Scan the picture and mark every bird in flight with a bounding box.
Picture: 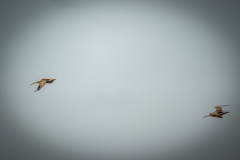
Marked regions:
[203,105,231,118]
[30,78,56,92]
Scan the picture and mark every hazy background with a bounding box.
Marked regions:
[0,1,240,160]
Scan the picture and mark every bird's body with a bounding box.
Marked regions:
[203,105,231,118]
[30,78,56,92]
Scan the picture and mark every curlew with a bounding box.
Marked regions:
[30,78,56,92]
[203,105,231,118]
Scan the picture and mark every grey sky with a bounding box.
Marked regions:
[0,1,240,160]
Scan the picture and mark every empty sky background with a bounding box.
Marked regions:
[0,1,240,160]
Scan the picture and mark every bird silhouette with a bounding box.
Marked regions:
[30,78,56,92]
[203,105,231,118]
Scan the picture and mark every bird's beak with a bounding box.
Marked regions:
[222,105,231,107]
[203,115,209,118]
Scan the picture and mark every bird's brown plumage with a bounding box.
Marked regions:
[30,78,56,92]
[203,105,231,119]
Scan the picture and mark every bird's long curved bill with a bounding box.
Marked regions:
[30,82,37,86]
[203,115,209,118]
[222,105,231,107]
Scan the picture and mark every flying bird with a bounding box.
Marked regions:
[203,105,231,118]
[30,78,56,92]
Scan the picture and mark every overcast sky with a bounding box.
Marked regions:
[0,1,240,160]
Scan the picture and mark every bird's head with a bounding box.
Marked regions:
[203,115,210,118]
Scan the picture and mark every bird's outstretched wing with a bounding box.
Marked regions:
[219,111,229,116]
[35,81,46,92]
